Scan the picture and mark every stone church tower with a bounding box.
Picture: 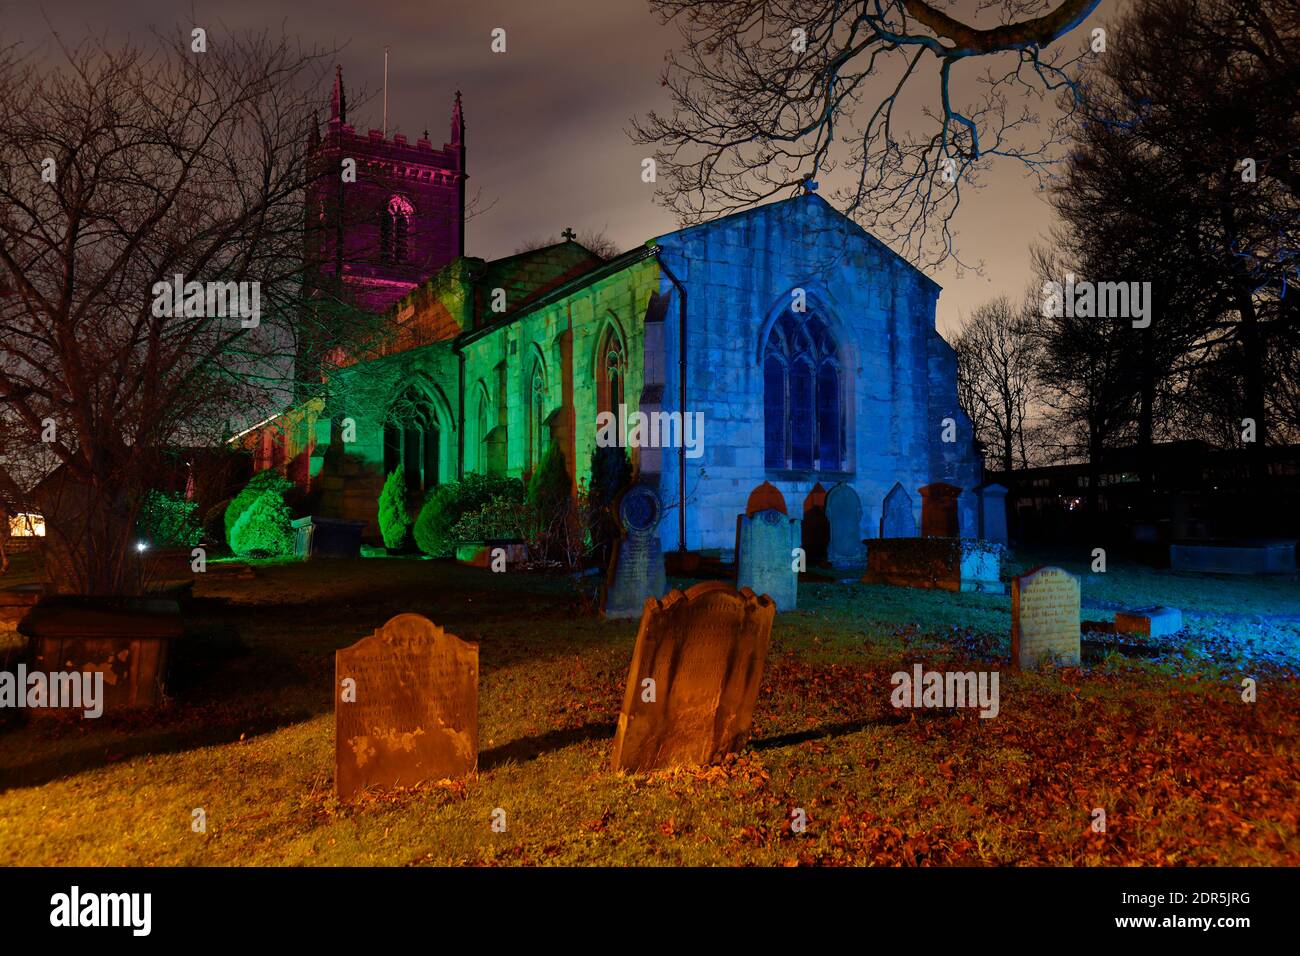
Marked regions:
[305,67,467,315]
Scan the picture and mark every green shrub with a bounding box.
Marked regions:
[378,467,411,549]
[136,489,202,548]
[448,494,528,541]
[414,474,525,556]
[526,444,573,559]
[204,498,232,548]
[225,470,293,547]
[527,444,571,523]
[229,490,294,557]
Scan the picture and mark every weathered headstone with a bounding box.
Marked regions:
[736,508,800,610]
[1011,566,1081,668]
[919,482,961,538]
[602,484,667,619]
[801,484,829,564]
[879,482,917,538]
[745,480,787,516]
[824,482,863,566]
[19,596,182,712]
[611,583,776,772]
[976,483,1009,545]
[334,613,478,800]
[0,585,42,633]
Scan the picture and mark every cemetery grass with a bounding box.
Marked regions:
[0,552,1296,866]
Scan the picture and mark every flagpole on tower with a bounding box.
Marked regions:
[382,46,390,138]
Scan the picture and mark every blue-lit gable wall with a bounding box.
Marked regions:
[651,193,982,553]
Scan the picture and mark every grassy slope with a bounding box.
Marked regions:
[0,552,1296,866]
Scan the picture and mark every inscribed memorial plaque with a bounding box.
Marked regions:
[602,484,667,618]
[611,583,775,772]
[335,613,478,800]
[736,508,800,610]
[1011,566,1081,668]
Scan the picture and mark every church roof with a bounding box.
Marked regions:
[653,191,941,294]
[474,241,606,326]
[457,242,657,347]
[448,192,941,350]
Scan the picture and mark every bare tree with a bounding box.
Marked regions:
[954,294,1037,471]
[0,26,382,594]
[1028,240,1137,506]
[633,0,1100,267]
[1048,0,1300,503]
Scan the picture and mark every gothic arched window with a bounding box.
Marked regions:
[476,389,492,475]
[528,361,548,470]
[380,195,414,264]
[762,310,845,472]
[596,326,625,416]
[384,385,441,492]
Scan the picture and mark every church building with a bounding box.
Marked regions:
[255,71,983,554]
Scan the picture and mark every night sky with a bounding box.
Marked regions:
[5,0,1115,336]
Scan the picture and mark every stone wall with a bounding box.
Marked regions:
[459,257,661,488]
[651,193,981,552]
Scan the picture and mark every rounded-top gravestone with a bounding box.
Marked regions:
[824,482,863,567]
[745,480,787,516]
[801,484,830,564]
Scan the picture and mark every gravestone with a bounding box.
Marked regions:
[736,508,800,610]
[801,484,829,564]
[602,484,667,619]
[919,482,961,538]
[334,613,478,800]
[824,482,863,567]
[976,483,1009,546]
[19,596,182,712]
[0,585,42,633]
[879,482,917,538]
[1115,606,1183,638]
[1011,566,1081,668]
[292,515,366,559]
[611,583,776,772]
[1169,540,1297,575]
[745,480,787,516]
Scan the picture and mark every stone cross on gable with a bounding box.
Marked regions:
[561,227,576,241]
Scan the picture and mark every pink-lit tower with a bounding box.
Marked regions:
[306,67,466,315]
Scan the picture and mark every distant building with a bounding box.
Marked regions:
[989,440,1300,545]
